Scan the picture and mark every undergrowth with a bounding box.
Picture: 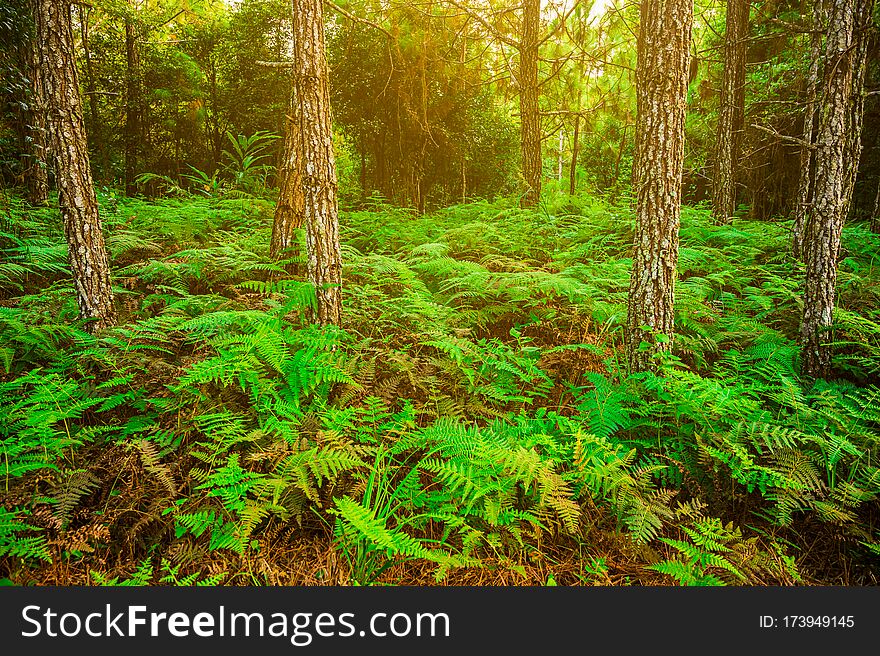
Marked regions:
[1,189,878,586]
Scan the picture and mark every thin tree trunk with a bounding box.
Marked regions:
[871,177,880,234]
[625,0,693,372]
[213,61,223,169]
[359,132,367,200]
[611,123,629,197]
[124,14,142,196]
[270,89,305,264]
[23,7,49,205]
[35,0,115,331]
[294,0,342,325]
[79,5,106,180]
[417,30,430,214]
[841,0,872,220]
[461,158,467,203]
[207,56,222,173]
[460,35,467,205]
[569,114,580,196]
[799,0,874,378]
[377,131,386,198]
[557,129,564,181]
[792,0,825,258]
[519,0,541,207]
[712,0,749,225]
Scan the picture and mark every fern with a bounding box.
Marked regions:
[49,469,100,529]
[3,190,878,586]
[135,440,178,497]
[650,517,747,586]
[91,559,155,586]
[0,508,51,562]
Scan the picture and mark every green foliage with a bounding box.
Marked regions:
[90,559,226,586]
[0,508,50,562]
[220,130,279,195]
[649,503,801,586]
[0,370,104,479]
[651,516,747,586]
[1,192,878,587]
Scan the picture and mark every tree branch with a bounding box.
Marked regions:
[255,60,296,68]
[750,123,816,149]
[447,0,521,49]
[535,0,580,48]
[325,0,393,39]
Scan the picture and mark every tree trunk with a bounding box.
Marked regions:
[461,158,467,203]
[360,132,367,200]
[557,129,564,182]
[625,0,693,373]
[799,0,874,378]
[611,123,629,199]
[518,0,541,207]
[124,14,142,196]
[35,0,115,332]
[871,177,880,234]
[712,0,748,225]
[294,0,343,325]
[377,132,387,199]
[270,89,305,265]
[208,56,222,173]
[792,0,825,259]
[23,5,49,205]
[569,114,580,196]
[841,0,873,221]
[79,5,106,180]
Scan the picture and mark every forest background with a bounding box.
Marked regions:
[1,0,879,587]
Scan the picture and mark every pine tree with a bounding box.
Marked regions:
[23,0,49,205]
[799,0,875,377]
[124,8,143,197]
[448,0,544,208]
[294,0,343,325]
[34,0,115,331]
[625,0,693,372]
[791,0,825,259]
[519,0,541,208]
[712,0,749,225]
[871,177,880,234]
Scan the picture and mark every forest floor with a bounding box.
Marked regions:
[1,191,879,586]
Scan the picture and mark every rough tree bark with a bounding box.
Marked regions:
[294,0,343,325]
[712,0,748,225]
[519,0,541,208]
[23,3,49,205]
[792,0,825,259]
[799,0,874,378]
[35,0,115,331]
[124,13,142,196]
[270,88,305,264]
[625,0,693,372]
